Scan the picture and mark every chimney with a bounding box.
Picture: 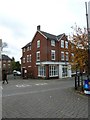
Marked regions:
[37,25,40,31]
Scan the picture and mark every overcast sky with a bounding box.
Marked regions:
[0,0,90,61]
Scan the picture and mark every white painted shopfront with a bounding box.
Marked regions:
[36,61,71,78]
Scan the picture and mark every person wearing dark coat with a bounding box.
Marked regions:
[2,70,8,84]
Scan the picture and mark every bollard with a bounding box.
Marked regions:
[78,75,80,87]
[75,75,77,90]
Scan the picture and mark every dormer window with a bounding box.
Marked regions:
[51,40,55,46]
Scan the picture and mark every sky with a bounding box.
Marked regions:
[0,0,90,62]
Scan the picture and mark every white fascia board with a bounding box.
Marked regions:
[37,30,47,39]
[36,61,69,65]
[58,34,65,41]
[31,31,47,43]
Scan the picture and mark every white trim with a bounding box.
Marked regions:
[58,34,65,41]
[49,75,58,77]
[31,31,47,43]
[36,61,69,65]
[38,30,47,39]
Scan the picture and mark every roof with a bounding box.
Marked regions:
[22,42,31,49]
[22,29,65,48]
[40,31,64,41]
[2,54,12,60]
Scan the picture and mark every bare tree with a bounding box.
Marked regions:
[2,42,8,50]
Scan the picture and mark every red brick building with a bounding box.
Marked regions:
[2,54,12,74]
[21,26,72,79]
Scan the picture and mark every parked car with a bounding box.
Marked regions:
[13,70,21,76]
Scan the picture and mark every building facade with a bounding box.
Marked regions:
[2,54,12,74]
[21,26,72,79]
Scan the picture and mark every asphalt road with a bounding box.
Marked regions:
[1,77,88,118]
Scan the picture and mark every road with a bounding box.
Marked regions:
[2,77,88,118]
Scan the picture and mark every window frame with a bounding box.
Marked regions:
[27,46,30,51]
[51,50,55,60]
[65,41,68,48]
[36,51,40,61]
[66,52,69,61]
[3,64,6,68]
[37,40,40,48]
[27,55,29,62]
[51,40,55,46]
[29,46,31,50]
[49,65,58,77]
[61,40,64,48]
[61,51,64,61]
[30,54,31,62]
[23,58,25,63]
[38,65,46,77]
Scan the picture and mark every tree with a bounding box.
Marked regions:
[11,57,16,71]
[2,42,8,50]
[15,61,21,71]
[11,57,21,71]
[69,24,88,73]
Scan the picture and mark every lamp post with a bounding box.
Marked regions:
[85,2,90,80]
[0,39,2,81]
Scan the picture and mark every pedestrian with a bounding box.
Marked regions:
[2,70,8,84]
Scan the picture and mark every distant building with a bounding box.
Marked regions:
[21,26,72,79]
[2,54,12,74]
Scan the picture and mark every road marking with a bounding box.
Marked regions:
[16,84,32,87]
[35,83,47,86]
[16,83,48,88]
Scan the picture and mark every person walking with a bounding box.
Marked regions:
[2,70,8,84]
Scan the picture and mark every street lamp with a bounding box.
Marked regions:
[85,2,90,80]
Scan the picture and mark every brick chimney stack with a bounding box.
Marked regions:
[37,25,40,31]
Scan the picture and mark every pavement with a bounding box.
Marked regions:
[1,77,89,118]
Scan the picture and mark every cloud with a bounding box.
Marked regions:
[0,0,89,61]
[0,16,27,39]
